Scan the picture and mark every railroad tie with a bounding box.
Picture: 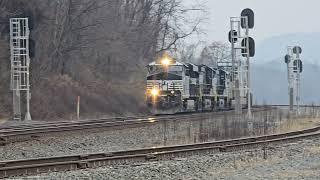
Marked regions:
[145,154,157,161]
[77,162,89,169]
[0,163,6,168]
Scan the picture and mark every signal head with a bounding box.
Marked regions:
[228,30,238,43]
[241,37,255,57]
[293,46,302,54]
[284,54,291,64]
[293,59,303,73]
[241,8,255,29]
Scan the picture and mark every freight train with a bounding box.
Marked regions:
[146,54,248,114]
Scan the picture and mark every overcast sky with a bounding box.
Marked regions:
[188,0,320,44]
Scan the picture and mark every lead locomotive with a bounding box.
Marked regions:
[146,54,247,114]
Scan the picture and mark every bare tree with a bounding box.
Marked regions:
[199,41,231,67]
[177,41,205,63]
[155,0,206,53]
[0,0,207,119]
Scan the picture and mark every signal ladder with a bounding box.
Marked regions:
[10,18,31,121]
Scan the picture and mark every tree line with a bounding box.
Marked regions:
[0,0,206,119]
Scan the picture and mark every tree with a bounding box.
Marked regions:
[0,0,207,119]
[155,0,206,53]
[199,41,231,67]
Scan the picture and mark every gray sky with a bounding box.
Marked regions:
[188,0,320,44]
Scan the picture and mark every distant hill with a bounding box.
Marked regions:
[252,58,320,105]
[253,32,320,65]
[251,33,320,105]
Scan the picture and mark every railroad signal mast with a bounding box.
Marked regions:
[285,50,294,111]
[10,18,32,121]
[229,9,255,117]
[284,46,303,114]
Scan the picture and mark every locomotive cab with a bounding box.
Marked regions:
[146,57,186,114]
[146,55,220,114]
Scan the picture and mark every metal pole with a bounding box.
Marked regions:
[287,47,294,111]
[25,18,32,121]
[10,18,32,121]
[245,17,252,118]
[287,61,294,111]
[296,53,300,114]
[77,96,80,120]
[230,18,240,114]
[263,112,268,159]
[286,60,290,93]
[230,19,235,100]
[230,18,241,114]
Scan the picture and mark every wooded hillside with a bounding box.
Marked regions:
[0,0,203,120]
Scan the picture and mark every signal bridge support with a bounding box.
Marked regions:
[229,8,255,118]
[285,47,294,111]
[284,46,303,114]
[10,18,32,121]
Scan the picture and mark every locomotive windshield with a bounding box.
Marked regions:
[147,65,183,80]
[148,65,182,74]
[147,73,182,80]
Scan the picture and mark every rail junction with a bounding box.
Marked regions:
[0,105,319,178]
[0,125,319,178]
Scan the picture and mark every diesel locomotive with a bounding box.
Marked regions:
[146,54,247,114]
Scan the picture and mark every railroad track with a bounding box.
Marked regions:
[269,104,320,108]
[0,126,319,178]
[0,107,270,145]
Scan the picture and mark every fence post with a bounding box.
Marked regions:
[77,96,80,120]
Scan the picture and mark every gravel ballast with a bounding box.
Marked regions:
[21,137,320,180]
[1,108,319,161]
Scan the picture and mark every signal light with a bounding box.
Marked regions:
[241,8,254,29]
[284,55,291,64]
[293,59,303,73]
[241,37,255,57]
[228,30,238,43]
[293,46,302,54]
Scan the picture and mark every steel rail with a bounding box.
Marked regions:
[259,104,320,108]
[0,107,272,145]
[0,106,270,131]
[1,106,271,132]
[0,126,319,178]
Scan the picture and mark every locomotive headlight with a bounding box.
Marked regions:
[161,57,171,66]
[151,88,159,96]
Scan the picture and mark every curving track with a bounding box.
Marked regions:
[0,126,319,178]
[0,107,270,145]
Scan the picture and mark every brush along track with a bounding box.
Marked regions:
[0,126,319,178]
[0,107,270,145]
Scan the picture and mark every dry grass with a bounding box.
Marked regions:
[279,117,320,133]
[0,118,9,125]
[275,170,319,179]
